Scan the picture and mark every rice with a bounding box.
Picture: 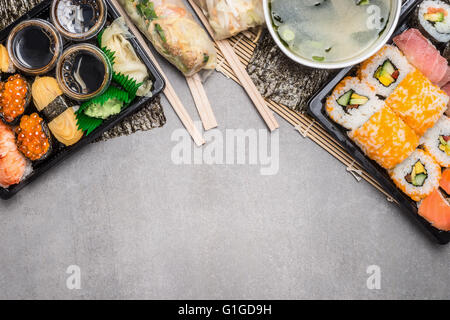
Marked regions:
[326,77,383,130]
[390,149,441,202]
[418,0,450,43]
[421,116,450,167]
[358,45,414,98]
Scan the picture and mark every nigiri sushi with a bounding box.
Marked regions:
[418,188,450,231]
[0,121,29,188]
[393,28,448,85]
[440,169,450,195]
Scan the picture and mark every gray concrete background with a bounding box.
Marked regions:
[0,56,449,300]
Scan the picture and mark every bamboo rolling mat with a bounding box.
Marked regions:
[216,31,396,203]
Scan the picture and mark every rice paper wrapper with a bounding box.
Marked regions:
[193,0,265,40]
[118,0,217,76]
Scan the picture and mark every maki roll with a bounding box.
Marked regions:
[0,121,31,188]
[358,45,414,98]
[326,77,383,130]
[15,113,51,161]
[32,77,83,147]
[422,116,450,167]
[349,106,420,170]
[0,74,31,125]
[390,149,441,202]
[385,69,448,136]
[416,0,450,44]
[0,44,15,74]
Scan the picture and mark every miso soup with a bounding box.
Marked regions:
[270,0,391,63]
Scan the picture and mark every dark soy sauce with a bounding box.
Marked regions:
[13,26,55,69]
[63,51,105,94]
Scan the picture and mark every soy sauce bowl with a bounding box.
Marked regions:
[7,19,63,75]
[263,0,402,69]
[50,0,107,41]
[56,44,112,101]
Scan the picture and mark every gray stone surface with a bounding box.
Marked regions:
[0,55,449,299]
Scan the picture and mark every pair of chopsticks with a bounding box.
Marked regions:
[109,0,216,146]
[187,0,279,132]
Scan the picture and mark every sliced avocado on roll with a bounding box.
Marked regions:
[439,136,450,156]
[424,12,445,23]
[405,161,428,187]
[337,90,369,112]
[374,60,399,87]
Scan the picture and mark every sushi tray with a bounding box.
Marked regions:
[0,0,165,200]
[308,0,450,244]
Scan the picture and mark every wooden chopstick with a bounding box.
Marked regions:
[186,74,218,131]
[187,0,279,132]
[109,0,205,146]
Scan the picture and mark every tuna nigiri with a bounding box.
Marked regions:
[418,188,450,231]
[393,28,448,85]
[0,121,28,188]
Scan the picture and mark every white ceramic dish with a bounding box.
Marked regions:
[263,0,402,69]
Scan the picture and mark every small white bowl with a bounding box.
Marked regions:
[263,0,402,69]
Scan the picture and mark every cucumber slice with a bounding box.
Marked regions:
[413,173,427,187]
[357,0,370,5]
[337,90,353,107]
[382,60,395,74]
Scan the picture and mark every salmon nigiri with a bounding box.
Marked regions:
[418,189,450,231]
[440,169,450,195]
[0,121,28,188]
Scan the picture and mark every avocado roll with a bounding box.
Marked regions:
[390,149,441,202]
[416,0,450,44]
[326,77,383,130]
[422,115,450,167]
[358,45,414,98]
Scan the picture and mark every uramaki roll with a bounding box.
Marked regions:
[386,69,448,137]
[349,106,420,170]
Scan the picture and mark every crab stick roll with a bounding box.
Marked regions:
[326,77,383,130]
[385,69,449,136]
[358,45,414,98]
[349,106,420,170]
[421,116,450,167]
[390,149,441,201]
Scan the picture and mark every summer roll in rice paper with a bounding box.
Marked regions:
[193,0,264,40]
[118,0,217,76]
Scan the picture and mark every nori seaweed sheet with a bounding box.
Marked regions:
[247,30,336,113]
[0,0,166,142]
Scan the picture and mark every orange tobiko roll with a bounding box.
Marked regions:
[349,106,420,170]
[386,69,448,137]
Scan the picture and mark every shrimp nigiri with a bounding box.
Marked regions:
[0,121,28,188]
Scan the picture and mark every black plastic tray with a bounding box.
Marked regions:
[308,0,450,244]
[0,0,165,200]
